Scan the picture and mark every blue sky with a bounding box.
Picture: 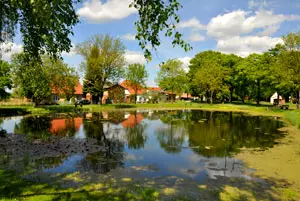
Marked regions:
[2,0,300,86]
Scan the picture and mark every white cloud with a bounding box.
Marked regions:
[0,42,23,61]
[178,17,206,30]
[257,24,280,36]
[248,0,269,9]
[125,50,147,65]
[216,36,283,57]
[178,56,192,72]
[77,0,137,23]
[187,32,205,42]
[121,33,136,41]
[207,10,300,38]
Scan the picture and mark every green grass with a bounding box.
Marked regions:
[0,170,163,201]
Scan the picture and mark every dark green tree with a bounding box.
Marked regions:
[0,0,79,59]
[0,60,12,100]
[11,53,78,106]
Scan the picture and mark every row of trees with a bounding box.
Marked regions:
[155,32,300,108]
[0,54,78,106]
[0,34,149,106]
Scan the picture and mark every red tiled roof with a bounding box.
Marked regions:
[51,81,83,95]
[122,114,144,128]
[148,87,162,91]
[120,80,145,95]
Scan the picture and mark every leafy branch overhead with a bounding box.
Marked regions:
[0,0,79,59]
[130,0,192,60]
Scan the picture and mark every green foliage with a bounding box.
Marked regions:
[0,0,79,59]
[156,59,187,94]
[11,53,78,106]
[125,63,149,104]
[77,34,126,104]
[194,61,228,104]
[130,0,192,60]
[279,32,300,108]
[0,60,12,100]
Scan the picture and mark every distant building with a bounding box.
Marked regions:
[120,80,146,103]
[270,92,285,105]
[51,82,83,103]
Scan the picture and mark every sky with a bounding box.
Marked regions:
[2,0,300,87]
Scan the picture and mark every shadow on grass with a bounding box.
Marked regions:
[0,169,298,201]
[0,108,30,117]
[114,104,136,109]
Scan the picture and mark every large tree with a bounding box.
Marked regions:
[0,0,79,59]
[77,34,126,104]
[11,53,78,106]
[0,60,12,100]
[279,32,300,108]
[236,53,272,105]
[125,63,149,104]
[193,61,228,104]
[155,59,187,96]
[1,0,189,60]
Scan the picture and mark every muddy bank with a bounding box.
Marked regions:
[0,133,106,171]
[237,125,300,199]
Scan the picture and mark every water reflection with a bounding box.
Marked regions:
[0,110,285,181]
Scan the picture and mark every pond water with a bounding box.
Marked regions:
[0,110,285,183]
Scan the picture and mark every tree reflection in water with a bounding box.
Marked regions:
[153,110,284,157]
[124,111,147,150]
[80,112,125,173]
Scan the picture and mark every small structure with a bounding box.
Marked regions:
[270,92,285,105]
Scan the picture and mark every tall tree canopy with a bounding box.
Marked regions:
[11,53,78,106]
[0,60,12,100]
[76,34,126,104]
[125,63,149,104]
[193,61,228,104]
[156,59,187,95]
[0,0,79,59]
[278,32,300,108]
[1,0,189,60]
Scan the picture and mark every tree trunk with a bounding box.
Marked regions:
[297,90,300,109]
[99,91,104,105]
[210,92,213,104]
[230,85,233,103]
[256,80,260,105]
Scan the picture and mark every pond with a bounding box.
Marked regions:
[0,110,285,184]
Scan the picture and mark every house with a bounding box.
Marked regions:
[51,82,83,103]
[270,92,285,105]
[120,80,146,103]
[106,84,126,104]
